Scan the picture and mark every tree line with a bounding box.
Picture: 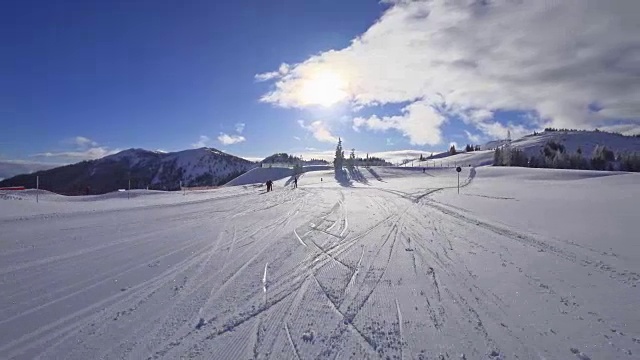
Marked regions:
[493,141,640,172]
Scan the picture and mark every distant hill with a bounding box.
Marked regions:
[0,147,257,195]
[410,130,640,168]
[505,130,640,157]
[0,160,58,181]
[260,153,329,166]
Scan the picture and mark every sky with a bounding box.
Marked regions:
[1,0,639,166]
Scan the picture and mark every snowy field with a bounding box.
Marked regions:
[1,166,639,359]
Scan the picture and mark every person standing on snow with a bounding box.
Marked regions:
[293,176,298,189]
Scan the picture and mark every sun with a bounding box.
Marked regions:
[299,70,348,107]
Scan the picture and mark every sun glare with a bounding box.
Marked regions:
[300,70,348,107]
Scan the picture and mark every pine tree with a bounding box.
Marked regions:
[348,148,356,168]
[334,138,344,171]
[449,145,457,155]
[493,148,502,166]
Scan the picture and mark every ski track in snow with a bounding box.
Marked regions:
[1,166,639,360]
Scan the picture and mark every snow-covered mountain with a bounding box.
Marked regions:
[0,147,257,194]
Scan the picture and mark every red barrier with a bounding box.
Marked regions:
[0,186,26,190]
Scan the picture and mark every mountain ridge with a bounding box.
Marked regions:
[0,147,256,195]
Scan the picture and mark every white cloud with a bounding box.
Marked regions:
[295,150,335,162]
[463,109,494,124]
[255,71,280,82]
[32,147,119,160]
[218,133,246,145]
[369,150,430,163]
[352,101,445,145]
[235,123,245,134]
[598,123,640,136]
[293,136,301,141]
[298,120,339,143]
[74,136,98,148]
[386,138,394,146]
[464,130,482,144]
[255,63,291,82]
[474,121,530,141]
[192,135,210,148]
[31,136,120,161]
[259,0,640,139]
[295,149,441,164]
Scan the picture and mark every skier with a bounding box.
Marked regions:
[265,180,272,192]
[293,176,298,189]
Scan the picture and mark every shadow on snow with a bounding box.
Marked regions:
[365,167,385,182]
[334,168,353,187]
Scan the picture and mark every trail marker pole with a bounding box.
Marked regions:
[36,176,39,203]
[456,166,462,194]
[128,179,131,199]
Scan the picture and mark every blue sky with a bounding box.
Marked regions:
[1,0,638,164]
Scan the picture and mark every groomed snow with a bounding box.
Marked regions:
[1,166,639,359]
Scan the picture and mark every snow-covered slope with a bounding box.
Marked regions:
[226,167,294,186]
[0,147,257,195]
[226,165,333,186]
[2,166,638,359]
[415,150,495,167]
[508,130,640,157]
[408,130,640,168]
